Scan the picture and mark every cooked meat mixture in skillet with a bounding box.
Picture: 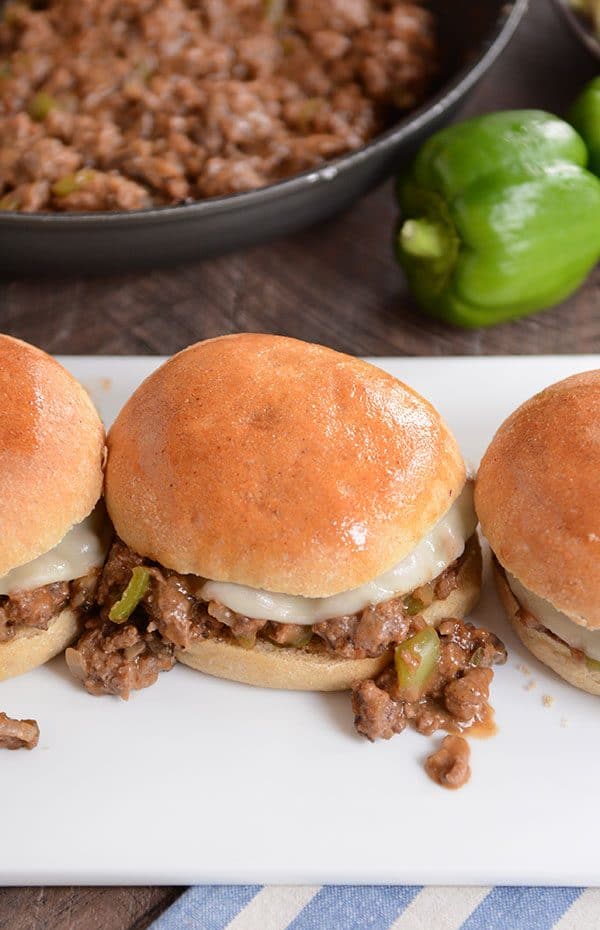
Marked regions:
[66,537,470,698]
[0,712,39,749]
[0,0,438,212]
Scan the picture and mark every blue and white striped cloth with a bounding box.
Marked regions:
[150,886,599,930]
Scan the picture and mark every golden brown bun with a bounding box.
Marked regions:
[494,562,600,696]
[106,334,466,597]
[175,535,482,691]
[177,639,391,692]
[476,370,600,627]
[0,334,105,576]
[0,609,79,682]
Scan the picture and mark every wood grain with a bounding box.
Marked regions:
[0,0,598,927]
[0,888,181,930]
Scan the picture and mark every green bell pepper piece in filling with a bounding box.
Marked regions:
[402,593,424,617]
[27,91,58,121]
[109,567,150,623]
[263,0,286,23]
[570,77,600,177]
[52,169,95,198]
[395,626,440,694]
[395,110,600,327]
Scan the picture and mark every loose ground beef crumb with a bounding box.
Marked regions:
[0,712,40,750]
[425,735,471,790]
[0,0,437,212]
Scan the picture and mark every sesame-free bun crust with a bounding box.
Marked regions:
[175,535,481,691]
[106,334,466,597]
[494,562,600,697]
[0,609,79,682]
[177,638,391,692]
[476,370,600,627]
[0,335,105,576]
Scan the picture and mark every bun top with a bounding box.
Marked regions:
[0,335,105,577]
[476,370,600,627]
[106,334,465,597]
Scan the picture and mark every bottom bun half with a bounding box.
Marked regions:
[175,535,482,692]
[494,561,600,697]
[0,609,79,682]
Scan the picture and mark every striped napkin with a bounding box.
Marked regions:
[150,886,599,930]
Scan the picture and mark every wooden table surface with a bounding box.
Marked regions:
[0,0,598,926]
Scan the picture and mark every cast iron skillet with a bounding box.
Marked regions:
[0,0,528,273]
[551,0,600,58]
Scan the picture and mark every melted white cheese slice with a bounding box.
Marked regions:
[201,483,477,624]
[0,505,111,596]
[507,573,600,662]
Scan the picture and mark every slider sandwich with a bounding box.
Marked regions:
[0,335,108,680]
[476,370,600,695]
[67,334,481,696]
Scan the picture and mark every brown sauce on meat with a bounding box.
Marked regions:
[410,693,498,740]
[66,621,174,699]
[0,570,99,643]
[425,735,470,790]
[462,704,497,739]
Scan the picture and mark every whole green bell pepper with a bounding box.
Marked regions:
[570,76,600,176]
[395,110,600,328]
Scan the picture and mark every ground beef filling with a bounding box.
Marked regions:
[0,570,99,643]
[0,0,437,212]
[66,622,175,699]
[352,616,507,741]
[0,572,98,754]
[207,544,463,658]
[66,538,469,697]
[0,712,40,750]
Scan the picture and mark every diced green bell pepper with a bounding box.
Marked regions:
[109,567,150,623]
[52,169,95,198]
[395,626,440,694]
[27,91,58,121]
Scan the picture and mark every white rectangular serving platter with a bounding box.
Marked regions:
[2,354,599,887]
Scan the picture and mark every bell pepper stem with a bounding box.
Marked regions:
[400,218,447,260]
